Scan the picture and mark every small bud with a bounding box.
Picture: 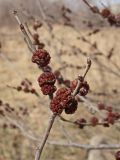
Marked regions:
[33,33,39,41]
[90,117,98,126]
[0,100,3,106]
[105,106,112,112]
[23,87,30,93]
[87,57,92,67]
[75,118,87,129]
[64,79,70,87]
[98,103,105,110]
[101,8,111,18]
[31,88,36,94]
[115,151,120,160]
[33,20,42,30]
[17,86,22,91]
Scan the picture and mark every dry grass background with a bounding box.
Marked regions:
[0,23,120,160]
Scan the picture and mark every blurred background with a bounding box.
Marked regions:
[0,0,120,160]
[0,0,120,26]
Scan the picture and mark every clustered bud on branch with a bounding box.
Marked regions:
[82,0,120,26]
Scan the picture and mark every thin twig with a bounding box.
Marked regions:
[59,115,74,124]
[82,0,100,14]
[5,115,120,150]
[48,141,120,150]
[35,113,56,160]
[58,119,74,152]
[82,57,91,79]
[72,58,92,96]
[13,10,36,53]
[7,85,40,98]
[24,22,33,38]
[37,0,52,31]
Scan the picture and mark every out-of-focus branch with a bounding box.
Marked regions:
[37,0,52,31]
[78,95,104,117]
[4,115,120,150]
[13,10,36,53]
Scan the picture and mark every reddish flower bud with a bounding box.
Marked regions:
[0,100,3,106]
[108,14,116,25]
[3,123,7,128]
[31,88,36,94]
[79,81,89,96]
[79,88,88,96]
[33,20,42,30]
[64,79,70,87]
[50,96,64,114]
[33,33,39,41]
[38,43,45,49]
[32,49,51,67]
[115,151,120,160]
[56,87,71,97]
[81,81,90,90]
[101,8,111,18]
[103,122,109,127]
[54,70,61,77]
[107,112,115,118]
[21,80,25,86]
[114,113,120,120]
[75,118,87,129]
[0,110,4,116]
[90,117,98,126]
[23,87,30,93]
[54,71,64,84]
[33,39,40,46]
[64,97,78,114]
[17,86,22,91]
[38,72,56,87]
[70,80,89,96]
[108,116,115,125]
[70,79,77,91]
[105,106,112,112]
[41,84,56,95]
[98,103,105,110]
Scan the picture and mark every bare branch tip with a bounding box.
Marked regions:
[87,57,92,67]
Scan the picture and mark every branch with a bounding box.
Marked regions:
[13,10,36,53]
[35,113,56,160]
[72,58,91,96]
[5,115,120,150]
[37,0,52,31]
[82,0,100,14]
[48,141,120,150]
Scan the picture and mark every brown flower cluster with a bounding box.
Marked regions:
[50,88,78,115]
[70,79,90,96]
[38,72,56,95]
[32,49,51,67]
